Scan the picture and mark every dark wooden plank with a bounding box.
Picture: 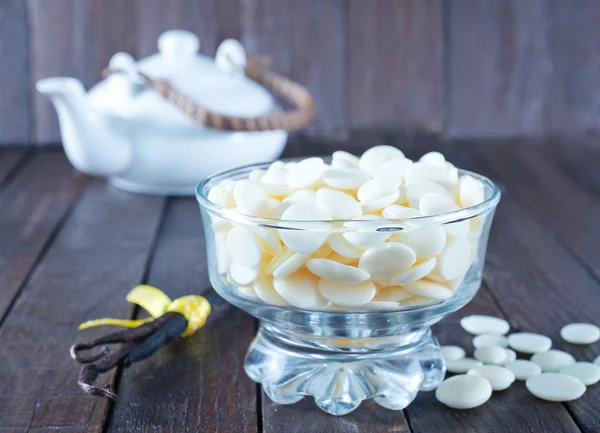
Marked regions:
[136,0,239,58]
[29,0,78,143]
[0,149,28,189]
[347,0,443,133]
[240,0,346,136]
[547,142,600,199]
[107,198,258,432]
[548,0,600,135]
[0,0,30,144]
[29,0,136,143]
[447,0,550,138]
[0,152,87,320]
[474,143,600,279]
[0,180,165,430]
[76,0,138,89]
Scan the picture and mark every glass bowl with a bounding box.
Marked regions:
[196,157,501,415]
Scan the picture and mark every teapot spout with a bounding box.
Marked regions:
[36,77,131,176]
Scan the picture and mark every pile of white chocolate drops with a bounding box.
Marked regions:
[435,316,600,409]
[207,146,488,310]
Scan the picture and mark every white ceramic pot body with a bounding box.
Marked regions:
[36,30,288,196]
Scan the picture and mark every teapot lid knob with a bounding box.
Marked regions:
[215,39,247,76]
[158,30,199,57]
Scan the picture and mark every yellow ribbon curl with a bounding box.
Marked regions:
[78,285,211,337]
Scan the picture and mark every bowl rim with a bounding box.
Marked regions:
[195,156,501,231]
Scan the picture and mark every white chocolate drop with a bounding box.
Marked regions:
[226,226,262,268]
[286,157,326,188]
[504,360,542,381]
[468,365,515,391]
[508,332,552,354]
[307,258,370,284]
[316,187,362,219]
[446,358,484,373]
[472,334,509,349]
[460,315,510,335]
[435,375,492,409]
[441,345,466,361]
[388,257,437,285]
[474,346,508,365]
[560,362,600,386]
[531,350,576,372]
[358,242,416,279]
[560,323,600,345]
[273,271,329,309]
[526,373,586,402]
[359,145,405,176]
[318,279,376,307]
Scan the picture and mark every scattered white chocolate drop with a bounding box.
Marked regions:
[435,375,492,409]
[446,358,483,374]
[531,350,576,372]
[468,365,515,391]
[504,360,542,381]
[503,349,517,363]
[472,334,509,349]
[474,346,508,365]
[508,333,552,354]
[441,345,466,361]
[560,362,600,386]
[526,373,586,402]
[460,315,510,335]
[560,323,600,345]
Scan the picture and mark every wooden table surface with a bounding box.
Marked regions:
[1,134,599,433]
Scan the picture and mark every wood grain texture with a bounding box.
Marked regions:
[447,0,550,138]
[0,178,165,430]
[76,0,138,88]
[107,198,258,433]
[136,0,239,57]
[0,0,30,143]
[548,142,600,199]
[240,0,347,136]
[0,149,28,188]
[475,144,600,279]
[548,0,600,135]
[29,0,78,143]
[29,0,137,143]
[348,0,444,133]
[0,153,87,320]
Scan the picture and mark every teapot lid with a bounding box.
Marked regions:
[90,30,277,120]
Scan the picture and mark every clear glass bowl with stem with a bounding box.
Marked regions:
[196,158,501,416]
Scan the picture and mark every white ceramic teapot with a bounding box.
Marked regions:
[36,30,314,195]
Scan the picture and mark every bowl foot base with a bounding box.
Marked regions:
[244,327,445,415]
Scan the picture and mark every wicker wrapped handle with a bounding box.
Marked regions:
[104,56,315,132]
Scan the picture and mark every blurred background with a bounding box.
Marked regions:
[1,0,599,145]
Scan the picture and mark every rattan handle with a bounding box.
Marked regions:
[104,56,315,132]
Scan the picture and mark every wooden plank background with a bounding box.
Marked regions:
[4,0,600,144]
